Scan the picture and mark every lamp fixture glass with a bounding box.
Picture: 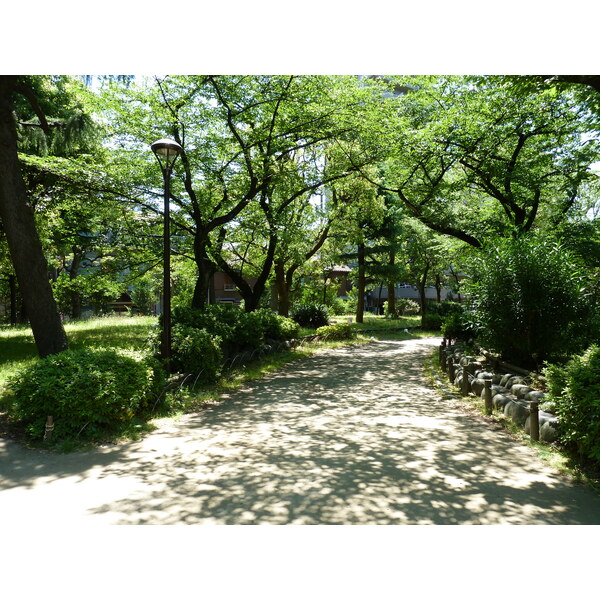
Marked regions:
[151,138,183,171]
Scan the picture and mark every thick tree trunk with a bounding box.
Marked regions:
[377,281,384,315]
[356,242,365,323]
[417,283,426,316]
[417,267,429,317]
[0,76,68,357]
[387,282,395,316]
[191,236,215,310]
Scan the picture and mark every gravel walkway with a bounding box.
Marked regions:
[2,337,600,524]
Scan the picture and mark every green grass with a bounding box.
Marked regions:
[330,313,421,331]
[0,316,157,388]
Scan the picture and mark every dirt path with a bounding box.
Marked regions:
[2,337,600,524]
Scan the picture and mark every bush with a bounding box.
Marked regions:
[465,234,593,368]
[440,312,474,342]
[232,310,267,350]
[4,348,165,442]
[147,323,223,381]
[544,345,600,465]
[291,303,330,328]
[384,298,420,318]
[254,309,300,340]
[421,314,444,330]
[162,306,300,366]
[428,301,464,318]
[327,297,349,316]
[315,323,354,340]
[171,305,236,344]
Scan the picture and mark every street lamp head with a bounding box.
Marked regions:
[151,138,183,172]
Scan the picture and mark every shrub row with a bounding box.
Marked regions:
[384,298,421,318]
[3,348,165,443]
[544,345,600,467]
[149,305,301,380]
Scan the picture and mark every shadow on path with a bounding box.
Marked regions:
[2,338,600,524]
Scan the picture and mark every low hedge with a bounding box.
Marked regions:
[151,306,301,375]
[291,303,330,328]
[3,348,165,443]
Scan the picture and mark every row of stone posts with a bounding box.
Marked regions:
[439,339,540,442]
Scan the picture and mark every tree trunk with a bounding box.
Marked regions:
[216,230,278,313]
[377,281,384,315]
[0,76,68,357]
[356,242,365,323]
[417,267,429,317]
[274,260,290,316]
[435,273,442,303]
[387,251,396,316]
[191,235,215,310]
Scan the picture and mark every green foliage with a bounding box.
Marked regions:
[3,348,164,443]
[440,312,474,342]
[170,325,223,381]
[421,314,444,330]
[315,323,354,340]
[544,345,600,465]
[326,297,350,316]
[161,306,300,371]
[466,234,593,367]
[253,309,300,341]
[171,305,236,342]
[291,303,330,328]
[171,305,299,345]
[385,298,421,317]
[427,301,464,318]
[130,277,158,315]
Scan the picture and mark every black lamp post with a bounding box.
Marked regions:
[151,138,182,372]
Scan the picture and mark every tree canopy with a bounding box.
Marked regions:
[1,74,599,358]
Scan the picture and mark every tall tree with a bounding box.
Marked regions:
[99,75,384,311]
[0,76,68,356]
[354,76,600,248]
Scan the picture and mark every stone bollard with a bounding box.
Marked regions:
[448,357,456,384]
[461,366,470,396]
[529,401,540,442]
[44,416,54,442]
[483,378,493,415]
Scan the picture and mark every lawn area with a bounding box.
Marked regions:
[0,316,157,388]
[0,314,432,389]
[330,313,421,330]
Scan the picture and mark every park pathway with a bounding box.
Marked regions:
[2,337,600,524]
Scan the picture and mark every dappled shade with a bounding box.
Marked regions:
[2,338,600,524]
